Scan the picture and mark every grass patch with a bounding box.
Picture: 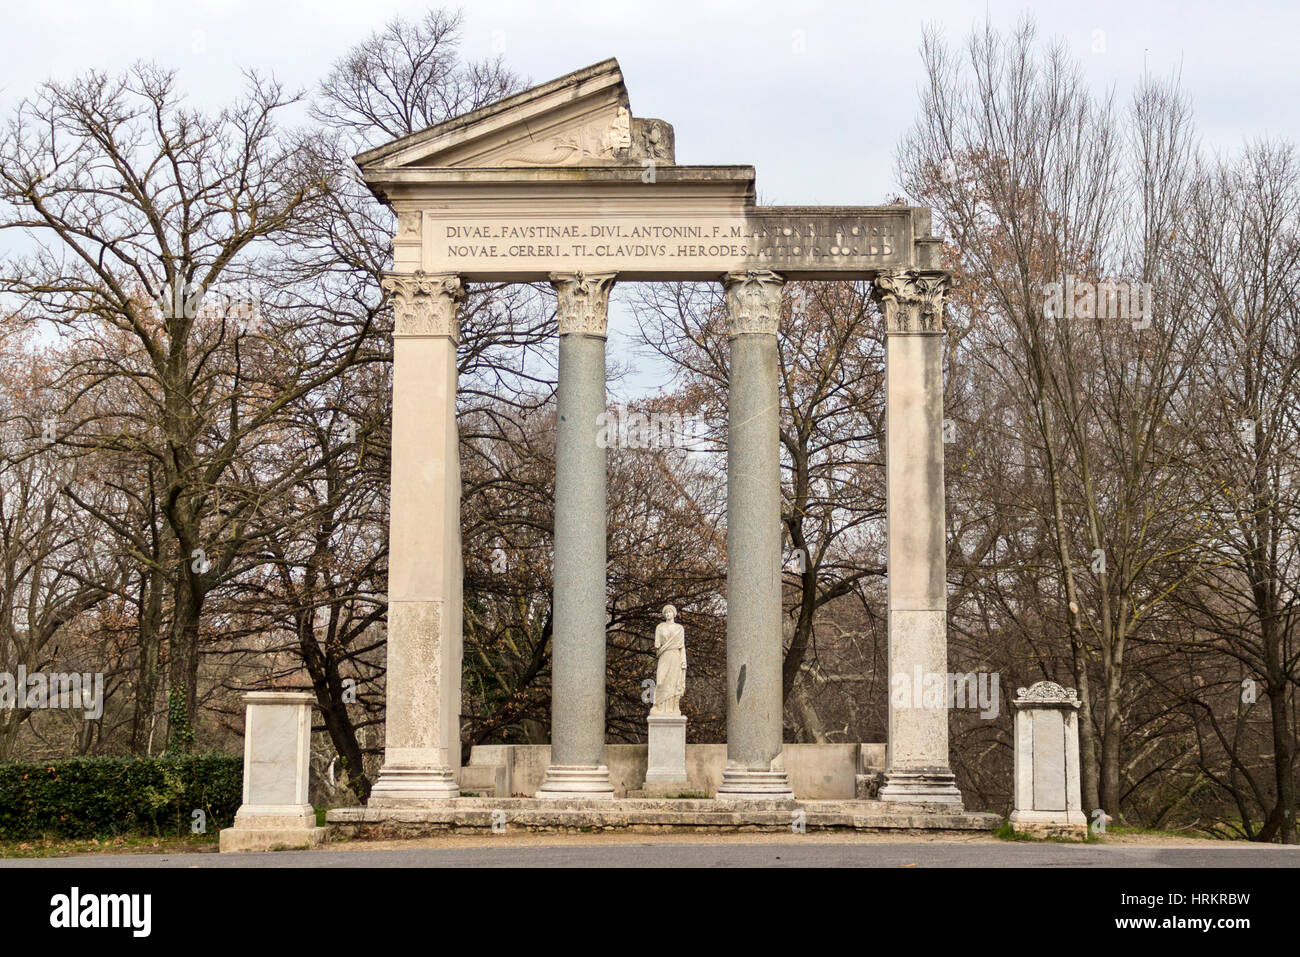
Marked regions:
[994,820,1035,841]
[0,831,218,859]
[1103,823,1166,838]
[994,819,1092,843]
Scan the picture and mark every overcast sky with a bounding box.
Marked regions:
[7,0,1298,200]
[5,0,1298,394]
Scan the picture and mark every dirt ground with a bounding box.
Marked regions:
[0,823,1261,858]
[317,827,1245,853]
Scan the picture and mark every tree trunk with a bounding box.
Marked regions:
[131,568,163,754]
[165,577,203,752]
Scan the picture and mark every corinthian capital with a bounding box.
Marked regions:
[382,271,466,339]
[723,269,784,337]
[551,272,617,337]
[871,270,950,335]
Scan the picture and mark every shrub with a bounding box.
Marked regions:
[0,754,242,840]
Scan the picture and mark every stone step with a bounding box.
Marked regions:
[327,799,1002,837]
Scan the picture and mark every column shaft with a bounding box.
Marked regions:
[717,270,794,799]
[371,272,465,804]
[538,272,616,799]
[873,270,963,805]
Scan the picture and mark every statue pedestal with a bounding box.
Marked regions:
[643,714,688,792]
[219,692,326,852]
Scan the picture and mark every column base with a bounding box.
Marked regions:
[714,766,795,800]
[231,805,317,829]
[219,804,325,852]
[219,825,327,852]
[536,764,615,799]
[879,767,964,806]
[368,765,460,805]
[1009,809,1088,840]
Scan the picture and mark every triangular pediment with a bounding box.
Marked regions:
[354,58,675,171]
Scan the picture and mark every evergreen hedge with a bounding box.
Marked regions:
[0,754,242,840]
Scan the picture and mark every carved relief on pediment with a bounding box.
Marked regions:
[496,107,634,167]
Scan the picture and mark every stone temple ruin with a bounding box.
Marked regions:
[222,59,1082,846]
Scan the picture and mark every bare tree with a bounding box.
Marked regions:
[312,9,520,148]
[1176,142,1300,842]
[629,279,891,741]
[898,18,1208,818]
[0,63,374,747]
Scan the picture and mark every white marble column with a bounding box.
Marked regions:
[872,270,963,805]
[370,271,466,804]
[538,272,617,799]
[716,270,794,799]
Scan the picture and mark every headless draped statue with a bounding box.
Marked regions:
[651,604,687,716]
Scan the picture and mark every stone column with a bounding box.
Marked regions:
[370,271,466,804]
[872,270,963,805]
[538,272,617,799]
[716,270,794,799]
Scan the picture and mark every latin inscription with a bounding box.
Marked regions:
[444,222,753,260]
[414,211,912,276]
[749,217,897,264]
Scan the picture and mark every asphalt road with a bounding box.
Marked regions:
[4,841,1298,868]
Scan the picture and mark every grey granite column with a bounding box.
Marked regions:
[716,270,794,799]
[370,272,466,804]
[538,272,617,799]
[872,270,963,805]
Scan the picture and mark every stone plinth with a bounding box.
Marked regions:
[327,798,1002,837]
[1009,681,1087,840]
[468,742,878,799]
[856,742,887,796]
[460,745,513,797]
[641,715,687,794]
[219,692,327,852]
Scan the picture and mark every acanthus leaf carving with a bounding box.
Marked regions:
[382,271,466,339]
[551,271,617,337]
[871,269,951,334]
[1015,680,1079,702]
[723,269,785,337]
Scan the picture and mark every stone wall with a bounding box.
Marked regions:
[463,743,885,799]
